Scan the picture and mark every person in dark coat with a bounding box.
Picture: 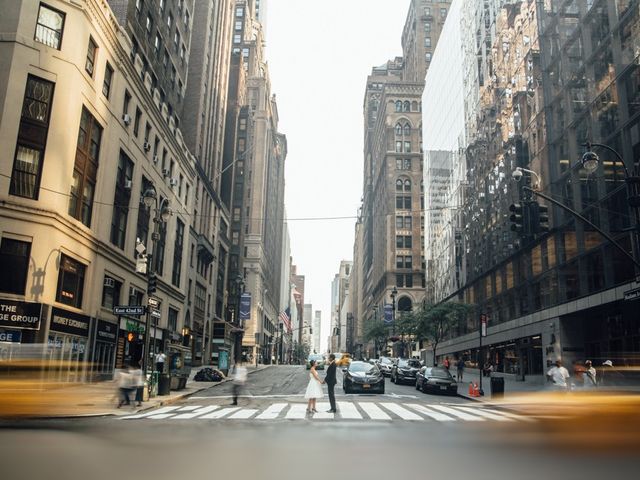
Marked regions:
[323,354,337,413]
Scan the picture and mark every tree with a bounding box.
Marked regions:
[364,319,388,357]
[412,302,473,365]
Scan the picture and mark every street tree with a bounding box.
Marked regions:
[412,302,473,365]
[364,319,388,357]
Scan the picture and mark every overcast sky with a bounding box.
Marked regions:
[265,0,411,351]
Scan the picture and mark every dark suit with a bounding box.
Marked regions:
[325,361,337,412]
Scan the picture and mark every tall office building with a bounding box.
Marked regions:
[313,310,321,354]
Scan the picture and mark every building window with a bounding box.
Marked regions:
[56,254,86,308]
[101,275,122,309]
[154,33,161,55]
[172,219,184,287]
[396,235,413,248]
[195,282,206,316]
[403,101,410,112]
[404,141,411,153]
[174,30,181,50]
[425,37,431,48]
[167,12,173,29]
[85,37,97,76]
[425,22,431,32]
[34,3,65,49]
[233,34,241,44]
[135,176,152,256]
[146,14,153,35]
[236,6,244,17]
[426,53,432,62]
[110,150,134,249]
[168,307,178,332]
[235,20,242,30]
[102,62,113,98]
[440,8,447,18]
[155,198,167,275]
[135,0,144,19]
[123,89,131,115]
[395,141,403,153]
[10,75,55,199]
[69,107,102,227]
[403,123,411,136]
[395,195,411,210]
[0,238,31,295]
[133,107,142,137]
[396,256,412,269]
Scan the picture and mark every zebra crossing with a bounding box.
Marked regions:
[120,401,527,423]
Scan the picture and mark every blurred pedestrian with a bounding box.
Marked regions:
[456,357,465,381]
[231,361,247,406]
[546,360,570,390]
[155,351,166,373]
[323,353,337,413]
[116,365,133,408]
[305,359,323,413]
[583,360,597,389]
[443,356,450,370]
[131,363,145,406]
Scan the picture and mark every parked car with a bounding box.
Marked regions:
[306,354,325,370]
[377,357,394,377]
[343,361,385,394]
[390,358,422,385]
[415,366,458,395]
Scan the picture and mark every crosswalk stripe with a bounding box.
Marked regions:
[229,409,258,419]
[255,402,287,420]
[121,406,180,419]
[337,401,363,419]
[380,403,423,420]
[456,407,514,422]
[482,408,533,423]
[172,406,220,419]
[285,403,308,419]
[429,405,486,421]
[177,406,200,412]
[405,403,456,421]
[148,413,178,419]
[312,402,335,419]
[200,407,239,419]
[358,402,391,420]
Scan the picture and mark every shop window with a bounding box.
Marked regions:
[0,238,31,295]
[56,254,86,308]
[34,3,65,49]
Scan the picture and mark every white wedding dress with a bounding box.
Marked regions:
[304,372,324,399]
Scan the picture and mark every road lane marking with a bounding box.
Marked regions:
[255,402,287,420]
[172,406,220,419]
[429,405,486,421]
[456,407,514,422]
[285,403,308,419]
[482,407,534,422]
[176,406,200,412]
[200,407,239,419]
[405,403,456,421]
[337,401,363,419]
[121,406,180,419]
[380,402,423,420]
[148,413,178,419]
[311,402,335,419]
[228,409,258,419]
[358,402,391,420]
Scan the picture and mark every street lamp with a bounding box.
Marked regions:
[390,286,398,356]
[233,275,245,363]
[141,187,172,381]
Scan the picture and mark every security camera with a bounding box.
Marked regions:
[512,168,523,181]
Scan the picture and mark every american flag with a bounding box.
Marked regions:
[279,308,291,333]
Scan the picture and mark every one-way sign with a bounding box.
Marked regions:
[113,305,147,316]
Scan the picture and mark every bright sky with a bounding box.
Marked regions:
[266,0,410,351]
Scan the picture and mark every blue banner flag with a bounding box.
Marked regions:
[239,293,252,322]
[383,303,394,325]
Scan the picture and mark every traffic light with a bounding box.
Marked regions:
[509,203,528,234]
[147,272,157,295]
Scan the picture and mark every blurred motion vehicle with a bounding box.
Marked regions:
[343,361,385,394]
[415,366,458,395]
[306,354,325,370]
[390,358,421,385]
[377,356,393,376]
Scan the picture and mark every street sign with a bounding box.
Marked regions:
[624,287,640,301]
[148,297,160,308]
[113,305,146,316]
[150,308,161,319]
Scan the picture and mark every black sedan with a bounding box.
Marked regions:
[415,366,458,395]
[343,361,385,394]
[390,358,422,385]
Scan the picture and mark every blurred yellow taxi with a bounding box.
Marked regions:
[334,352,351,367]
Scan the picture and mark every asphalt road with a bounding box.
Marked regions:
[1,366,637,480]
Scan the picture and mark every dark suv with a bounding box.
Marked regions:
[390,358,422,385]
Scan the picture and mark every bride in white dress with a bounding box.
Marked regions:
[304,360,324,413]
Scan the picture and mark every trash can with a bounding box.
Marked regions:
[158,373,171,396]
[490,376,505,398]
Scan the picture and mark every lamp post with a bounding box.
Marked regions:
[141,187,172,380]
[233,275,245,363]
[390,286,398,356]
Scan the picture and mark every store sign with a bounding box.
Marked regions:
[50,307,90,337]
[113,305,146,316]
[120,318,145,334]
[0,330,22,343]
[0,300,41,330]
[96,320,117,344]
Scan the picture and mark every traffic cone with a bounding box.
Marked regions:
[473,381,480,397]
[468,382,474,396]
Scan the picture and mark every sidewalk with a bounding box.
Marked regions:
[4,364,270,418]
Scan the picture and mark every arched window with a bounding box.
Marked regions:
[396,179,404,191]
[395,100,402,112]
[403,101,410,112]
[395,123,403,136]
[412,101,418,111]
[404,179,412,191]
[403,123,411,136]
[398,297,413,312]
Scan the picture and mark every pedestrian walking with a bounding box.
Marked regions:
[155,351,166,373]
[456,357,465,381]
[231,361,248,406]
[583,360,597,389]
[323,353,337,413]
[116,366,133,408]
[443,356,450,370]
[131,363,145,406]
[546,360,570,390]
[304,359,323,413]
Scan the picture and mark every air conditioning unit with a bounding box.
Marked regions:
[162,168,170,177]
[169,178,179,187]
[122,113,131,125]
[143,142,151,152]
[104,277,115,288]
[153,154,159,164]
[124,180,133,190]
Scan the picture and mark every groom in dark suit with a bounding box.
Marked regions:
[324,353,337,413]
